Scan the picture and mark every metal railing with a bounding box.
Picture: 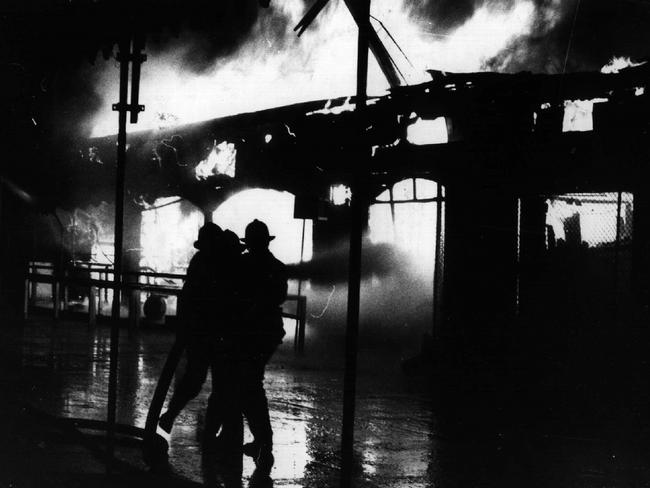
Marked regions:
[25,261,308,353]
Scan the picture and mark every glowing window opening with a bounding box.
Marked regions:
[329,184,351,206]
[545,192,633,249]
[213,189,312,264]
[369,178,445,278]
[406,117,449,145]
[195,140,237,179]
[374,178,445,204]
[562,99,607,133]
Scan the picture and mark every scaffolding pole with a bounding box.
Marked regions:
[106,36,131,472]
[341,0,370,485]
[432,183,443,338]
[106,32,145,472]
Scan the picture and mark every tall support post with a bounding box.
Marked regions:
[106,36,131,471]
[341,0,370,484]
[432,183,443,338]
[515,198,522,319]
[0,181,2,302]
[295,219,307,354]
[614,190,622,325]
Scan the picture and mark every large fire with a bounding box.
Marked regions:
[90,0,538,137]
[600,56,645,74]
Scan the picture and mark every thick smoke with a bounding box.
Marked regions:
[146,0,650,82]
[9,0,650,141]
[409,0,517,33]
[286,237,434,357]
[474,0,650,72]
[406,0,650,73]
[147,0,308,74]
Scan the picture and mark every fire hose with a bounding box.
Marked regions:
[142,337,186,466]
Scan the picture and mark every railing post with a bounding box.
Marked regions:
[128,288,140,330]
[103,266,110,309]
[89,286,97,327]
[63,269,69,313]
[23,277,30,320]
[53,280,60,320]
[30,262,37,303]
[298,297,306,354]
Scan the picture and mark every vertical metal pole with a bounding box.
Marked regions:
[298,297,306,353]
[295,219,307,353]
[63,269,69,313]
[30,262,36,302]
[614,191,622,325]
[31,229,37,300]
[53,281,60,320]
[432,183,443,338]
[107,36,131,471]
[341,0,370,484]
[515,198,522,318]
[297,218,306,297]
[388,186,396,227]
[71,212,76,263]
[89,286,97,327]
[23,278,29,319]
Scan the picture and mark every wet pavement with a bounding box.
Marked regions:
[2,316,650,487]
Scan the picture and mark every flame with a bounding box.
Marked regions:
[329,184,351,206]
[140,197,203,272]
[562,98,607,133]
[600,56,645,74]
[406,117,448,145]
[89,0,538,137]
[195,140,237,179]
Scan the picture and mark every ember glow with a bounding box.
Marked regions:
[90,0,539,137]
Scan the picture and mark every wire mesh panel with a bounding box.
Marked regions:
[542,192,634,329]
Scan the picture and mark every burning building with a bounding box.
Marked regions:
[36,60,649,345]
[2,0,650,486]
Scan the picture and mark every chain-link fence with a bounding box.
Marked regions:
[539,191,634,329]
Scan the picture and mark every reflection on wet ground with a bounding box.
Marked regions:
[3,318,436,487]
[4,317,650,487]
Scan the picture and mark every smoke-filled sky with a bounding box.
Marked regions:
[2,0,649,139]
[85,0,650,136]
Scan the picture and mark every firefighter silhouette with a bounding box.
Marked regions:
[158,222,224,434]
[236,219,288,473]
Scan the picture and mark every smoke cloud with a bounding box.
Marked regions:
[408,0,517,33]
[9,0,650,145]
[147,0,310,74]
[476,0,650,72]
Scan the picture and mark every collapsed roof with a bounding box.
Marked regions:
[60,61,650,211]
